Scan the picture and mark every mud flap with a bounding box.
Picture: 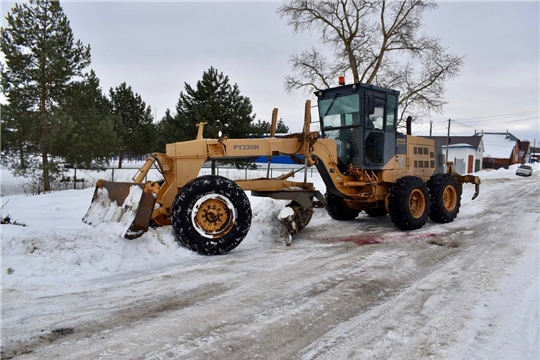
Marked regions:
[82,180,159,239]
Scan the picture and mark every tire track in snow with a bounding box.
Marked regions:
[4,173,538,359]
[294,174,539,359]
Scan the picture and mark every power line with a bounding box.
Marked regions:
[456,116,539,126]
[411,113,539,137]
[452,117,539,130]
[453,110,538,122]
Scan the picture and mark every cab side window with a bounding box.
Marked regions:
[386,95,397,131]
[366,91,385,130]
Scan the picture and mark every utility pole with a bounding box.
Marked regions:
[446,119,451,165]
[533,138,537,163]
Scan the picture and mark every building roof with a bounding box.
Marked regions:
[481,133,517,159]
[425,136,483,149]
[474,131,519,141]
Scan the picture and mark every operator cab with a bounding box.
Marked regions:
[316,82,399,173]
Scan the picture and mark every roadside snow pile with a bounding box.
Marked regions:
[478,162,539,179]
[0,187,300,286]
[2,188,179,280]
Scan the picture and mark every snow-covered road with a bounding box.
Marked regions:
[1,166,539,359]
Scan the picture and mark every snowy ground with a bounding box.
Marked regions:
[1,164,539,359]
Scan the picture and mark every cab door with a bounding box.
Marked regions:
[363,91,397,169]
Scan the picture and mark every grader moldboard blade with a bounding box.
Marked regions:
[82,179,159,239]
[251,189,326,245]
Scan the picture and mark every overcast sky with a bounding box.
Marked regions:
[2,1,539,144]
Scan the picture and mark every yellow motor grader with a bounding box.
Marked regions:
[83,82,480,255]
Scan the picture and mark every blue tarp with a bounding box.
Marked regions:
[254,155,303,164]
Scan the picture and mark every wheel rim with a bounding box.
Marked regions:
[191,194,235,239]
[442,185,458,212]
[409,189,426,219]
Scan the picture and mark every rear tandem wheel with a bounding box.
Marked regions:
[171,175,252,255]
[388,176,430,230]
[428,173,461,223]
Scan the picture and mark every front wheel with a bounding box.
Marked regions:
[388,176,430,230]
[171,175,251,255]
[428,173,461,223]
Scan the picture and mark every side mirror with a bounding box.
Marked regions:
[367,94,376,115]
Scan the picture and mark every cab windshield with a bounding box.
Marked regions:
[319,94,360,129]
[318,94,362,167]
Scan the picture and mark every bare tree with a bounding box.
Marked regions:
[277,0,464,125]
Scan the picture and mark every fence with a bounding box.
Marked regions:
[57,163,319,190]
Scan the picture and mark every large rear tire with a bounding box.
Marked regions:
[325,192,360,220]
[428,173,461,223]
[388,176,429,230]
[171,175,251,255]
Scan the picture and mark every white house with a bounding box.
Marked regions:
[423,136,484,174]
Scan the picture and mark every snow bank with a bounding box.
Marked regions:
[1,189,293,286]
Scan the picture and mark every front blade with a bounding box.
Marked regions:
[82,180,156,239]
[124,182,160,239]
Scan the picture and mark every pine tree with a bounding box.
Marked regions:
[276,119,290,134]
[156,108,182,152]
[248,118,290,138]
[1,0,92,191]
[173,67,256,141]
[108,82,156,168]
[166,67,257,169]
[0,98,40,175]
[250,120,272,138]
[48,70,119,168]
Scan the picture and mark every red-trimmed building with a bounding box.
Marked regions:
[475,131,530,169]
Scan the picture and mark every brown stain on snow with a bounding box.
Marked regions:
[321,233,437,246]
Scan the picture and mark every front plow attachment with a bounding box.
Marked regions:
[82,179,160,239]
